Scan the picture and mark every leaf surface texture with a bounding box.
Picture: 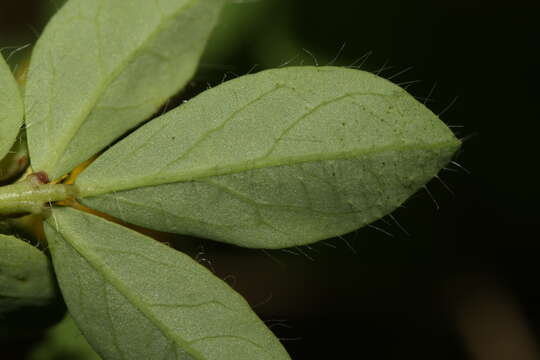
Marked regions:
[44,207,290,360]
[0,55,23,161]
[0,234,57,313]
[25,0,225,179]
[77,66,461,248]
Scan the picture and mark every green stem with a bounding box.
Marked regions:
[0,173,78,216]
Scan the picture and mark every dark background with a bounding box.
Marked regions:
[1,0,539,359]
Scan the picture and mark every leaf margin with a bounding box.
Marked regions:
[44,206,291,360]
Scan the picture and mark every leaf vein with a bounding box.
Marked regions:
[159,85,283,172]
[48,0,199,172]
[57,229,207,359]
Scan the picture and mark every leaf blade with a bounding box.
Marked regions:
[0,234,57,314]
[0,54,23,161]
[25,0,225,180]
[44,207,291,360]
[76,66,460,248]
[80,67,453,193]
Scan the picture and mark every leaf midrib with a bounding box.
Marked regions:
[43,0,198,177]
[53,221,205,360]
[79,138,460,198]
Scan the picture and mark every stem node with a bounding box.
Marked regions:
[0,173,78,218]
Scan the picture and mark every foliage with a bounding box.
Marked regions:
[0,1,460,359]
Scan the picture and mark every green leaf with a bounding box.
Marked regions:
[0,54,23,162]
[0,234,57,314]
[44,207,291,360]
[76,66,461,248]
[25,0,225,180]
[29,314,102,360]
[0,133,28,182]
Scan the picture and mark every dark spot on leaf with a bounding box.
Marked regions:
[35,171,49,184]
